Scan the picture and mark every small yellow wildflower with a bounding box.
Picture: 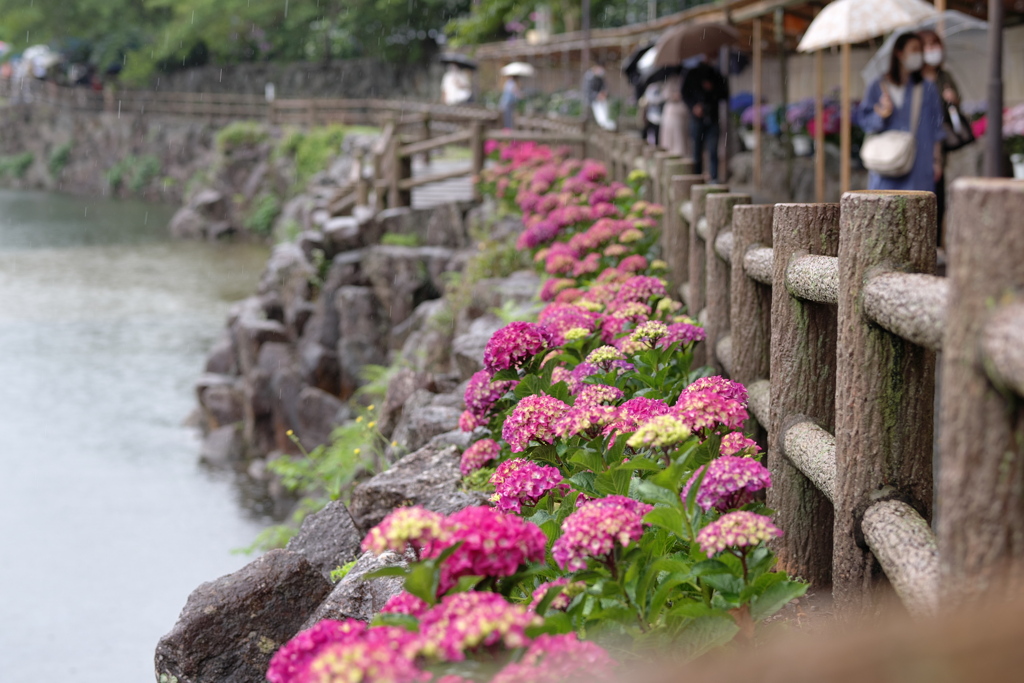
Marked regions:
[367,404,375,411]
[367,421,377,429]
[354,448,361,455]
[356,416,363,423]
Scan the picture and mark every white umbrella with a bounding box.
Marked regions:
[500,62,535,77]
[797,0,938,53]
[860,10,988,87]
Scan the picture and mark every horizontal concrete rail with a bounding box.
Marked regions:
[743,247,774,285]
[862,273,949,352]
[714,231,733,262]
[747,379,771,428]
[717,335,733,377]
[980,302,1024,398]
[782,420,837,502]
[786,254,839,305]
[695,216,709,241]
[680,200,694,225]
[861,500,939,617]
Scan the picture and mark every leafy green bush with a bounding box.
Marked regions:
[293,125,347,184]
[216,121,269,153]
[0,152,34,179]
[48,142,73,178]
[106,155,162,194]
[380,232,421,247]
[244,193,282,237]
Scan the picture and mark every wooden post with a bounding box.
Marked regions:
[769,203,840,588]
[704,193,751,374]
[355,150,370,207]
[730,204,775,438]
[841,43,852,192]
[834,190,937,616]
[815,50,826,203]
[753,19,763,189]
[688,184,728,321]
[471,121,485,202]
[666,174,703,298]
[938,179,1024,606]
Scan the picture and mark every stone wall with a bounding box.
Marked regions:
[150,60,445,101]
[0,103,218,204]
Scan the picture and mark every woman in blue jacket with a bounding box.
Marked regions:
[858,33,946,192]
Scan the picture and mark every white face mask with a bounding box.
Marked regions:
[902,52,924,71]
[924,48,944,66]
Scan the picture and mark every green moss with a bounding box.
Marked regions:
[106,155,162,194]
[215,121,269,153]
[48,142,73,178]
[0,152,34,179]
[244,193,282,237]
[277,125,348,185]
[381,232,421,247]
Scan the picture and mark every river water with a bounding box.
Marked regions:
[0,190,271,682]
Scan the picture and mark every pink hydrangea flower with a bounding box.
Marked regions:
[552,496,653,571]
[572,252,601,277]
[543,243,581,275]
[484,322,553,374]
[417,592,541,662]
[553,402,621,439]
[625,413,692,450]
[460,438,501,476]
[267,619,368,683]
[464,370,518,420]
[529,578,584,612]
[696,511,783,556]
[491,633,616,683]
[539,277,577,302]
[603,396,673,441]
[538,303,600,346]
[721,432,762,457]
[617,254,649,273]
[380,592,429,618]
[674,389,748,433]
[502,394,570,452]
[490,459,564,513]
[426,506,547,593]
[576,383,624,405]
[361,506,448,557]
[685,375,749,406]
[658,321,707,348]
[682,455,773,511]
[458,409,485,432]
[613,275,667,306]
[306,626,426,683]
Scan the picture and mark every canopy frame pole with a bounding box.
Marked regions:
[841,42,852,193]
[815,49,826,202]
[985,0,1003,177]
[776,8,793,200]
[754,19,763,188]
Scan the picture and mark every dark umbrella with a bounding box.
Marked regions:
[652,23,740,68]
[439,53,478,70]
[622,42,655,85]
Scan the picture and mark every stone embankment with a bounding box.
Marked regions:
[157,189,541,680]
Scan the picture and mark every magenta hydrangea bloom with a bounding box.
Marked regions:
[552,496,653,571]
[484,322,553,374]
[501,394,570,452]
[553,402,621,439]
[490,459,564,513]
[685,375,749,406]
[657,322,707,348]
[458,409,485,433]
[491,634,616,683]
[460,438,501,476]
[529,578,584,612]
[674,389,748,433]
[721,432,762,457]
[539,277,577,302]
[306,626,426,683]
[682,455,773,512]
[464,370,518,420]
[612,275,667,306]
[361,506,448,557]
[267,619,367,683]
[417,592,541,662]
[538,303,600,346]
[696,511,783,556]
[617,254,649,273]
[576,383,625,405]
[572,252,601,277]
[380,592,430,618]
[543,243,581,275]
[426,506,547,593]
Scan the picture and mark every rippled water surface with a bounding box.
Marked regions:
[0,190,270,682]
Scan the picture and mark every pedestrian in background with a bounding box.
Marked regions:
[659,74,686,156]
[682,55,728,182]
[584,62,616,130]
[499,75,520,129]
[858,33,945,193]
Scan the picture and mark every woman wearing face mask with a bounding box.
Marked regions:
[858,33,946,193]
[919,30,964,246]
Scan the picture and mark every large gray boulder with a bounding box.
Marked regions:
[451,316,504,381]
[349,444,484,533]
[377,368,437,439]
[295,385,351,450]
[303,550,406,627]
[386,402,462,461]
[154,549,330,683]
[362,245,454,328]
[199,424,244,468]
[196,374,244,431]
[286,500,363,580]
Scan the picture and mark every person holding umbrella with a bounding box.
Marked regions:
[858,33,946,192]
[682,55,729,182]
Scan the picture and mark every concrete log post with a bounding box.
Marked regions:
[834,190,937,616]
[704,193,751,374]
[665,174,704,299]
[731,204,774,439]
[938,179,1024,607]
[688,184,728,365]
[769,203,839,588]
